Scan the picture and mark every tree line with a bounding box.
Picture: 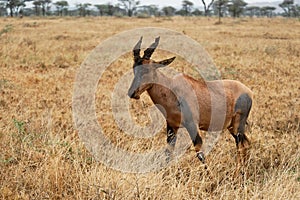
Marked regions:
[0,0,299,18]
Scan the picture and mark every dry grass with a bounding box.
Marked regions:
[0,16,299,199]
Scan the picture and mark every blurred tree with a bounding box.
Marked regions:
[296,5,300,17]
[137,4,159,16]
[182,0,193,16]
[118,0,139,17]
[175,9,186,16]
[3,0,28,17]
[95,3,117,16]
[0,2,7,16]
[95,4,108,16]
[228,0,247,17]
[200,0,215,16]
[113,4,127,16]
[21,7,35,15]
[77,3,92,16]
[54,0,68,16]
[192,8,203,15]
[15,0,26,16]
[83,3,92,16]
[260,6,276,17]
[39,0,51,16]
[162,6,176,16]
[148,4,159,16]
[33,0,41,16]
[107,4,117,16]
[279,0,294,17]
[245,6,260,17]
[213,0,228,23]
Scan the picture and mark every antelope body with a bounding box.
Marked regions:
[128,37,253,173]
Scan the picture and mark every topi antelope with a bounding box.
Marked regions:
[127,37,253,174]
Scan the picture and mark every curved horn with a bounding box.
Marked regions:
[133,37,143,62]
[143,36,160,60]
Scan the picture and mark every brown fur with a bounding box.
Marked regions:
[147,73,253,132]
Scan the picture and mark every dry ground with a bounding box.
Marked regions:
[0,16,299,199]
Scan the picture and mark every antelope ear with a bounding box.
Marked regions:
[156,56,176,67]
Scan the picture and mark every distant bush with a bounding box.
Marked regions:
[136,13,151,18]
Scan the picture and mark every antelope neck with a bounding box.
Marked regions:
[146,70,172,98]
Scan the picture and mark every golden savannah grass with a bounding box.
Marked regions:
[0,16,299,199]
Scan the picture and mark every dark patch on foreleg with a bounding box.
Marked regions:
[184,121,205,163]
[179,97,205,163]
[165,123,178,162]
[166,124,177,147]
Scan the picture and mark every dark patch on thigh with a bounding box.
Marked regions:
[235,93,252,134]
[235,93,252,117]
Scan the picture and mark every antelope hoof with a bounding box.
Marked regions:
[196,151,205,163]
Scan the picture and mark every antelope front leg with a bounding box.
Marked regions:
[165,123,178,160]
[184,121,205,163]
[178,96,205,163]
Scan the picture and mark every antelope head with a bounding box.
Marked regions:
[127,37,176,99]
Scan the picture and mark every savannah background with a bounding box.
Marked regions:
[0,0,300,199]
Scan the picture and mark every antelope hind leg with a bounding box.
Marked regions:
[233,93,252,177]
